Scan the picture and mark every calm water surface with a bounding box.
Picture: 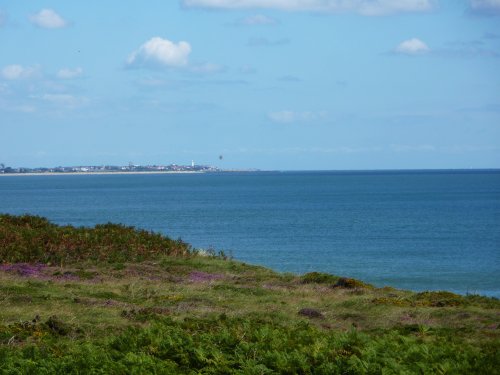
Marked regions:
[1,170,499,297]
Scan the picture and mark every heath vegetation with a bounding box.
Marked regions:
[0,214,499,374]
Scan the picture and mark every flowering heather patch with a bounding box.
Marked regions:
[0,263,46,277]
[189,271,224,283]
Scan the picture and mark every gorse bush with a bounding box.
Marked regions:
[0,214,192,264]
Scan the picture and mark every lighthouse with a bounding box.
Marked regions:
[191,160,194,168]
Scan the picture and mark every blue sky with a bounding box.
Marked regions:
[0,0,499,170]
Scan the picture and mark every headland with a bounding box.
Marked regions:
[0,214,498,373]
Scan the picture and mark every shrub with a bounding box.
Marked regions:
[0,214,193,265]
[413,291,465,307]
[333,277,373,289]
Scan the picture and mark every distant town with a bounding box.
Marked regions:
[0,162,222,175]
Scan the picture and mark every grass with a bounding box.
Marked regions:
[0,214,499,373]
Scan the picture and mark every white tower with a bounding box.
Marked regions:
[191,160,194,168]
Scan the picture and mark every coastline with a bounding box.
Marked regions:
[1,168,497,177]
[1,213,498,373]
[0,171,204,177]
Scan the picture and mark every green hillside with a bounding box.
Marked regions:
[0,214,498,374]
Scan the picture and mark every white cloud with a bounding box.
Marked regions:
[29,9,68,29]
[240,14,277,25]
[395,38,430,54]
[127,37,192,68]
[1,65,39,80]
[269,110,327,123]
[469,0,500,15]
[182,0,434,15]
[57,67,83,79]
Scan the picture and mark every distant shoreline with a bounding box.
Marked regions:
[0,170,260,177]
[0,171,204,177]
[0,168,497,177]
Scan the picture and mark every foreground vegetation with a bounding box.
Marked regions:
[1,214,499,374]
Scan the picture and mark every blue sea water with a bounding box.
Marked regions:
[0,170,499,297]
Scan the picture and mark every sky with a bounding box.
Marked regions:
[0,0,499,170]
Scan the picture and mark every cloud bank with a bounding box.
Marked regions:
[182,0,434,15]
[127,37,192,68]
[29,9,68,29]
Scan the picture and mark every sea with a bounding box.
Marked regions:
[0,170,499,297]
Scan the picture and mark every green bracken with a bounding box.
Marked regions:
[0,214,499,374]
